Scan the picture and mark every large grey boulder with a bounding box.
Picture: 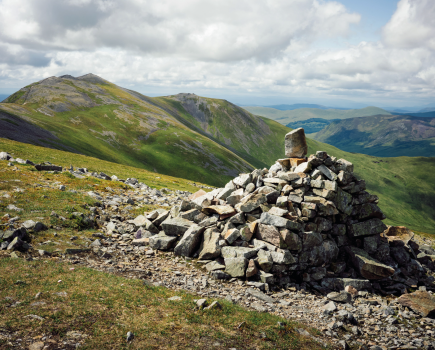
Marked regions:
[174,224,205,257]
[256,224,282,247]
[236,194,267,212]
[133,215,159,233]
[224,257,248,278]
[348,219,387,238]
[285,128,307,158]
[149,233,177,250]
[198,228,221,260]
[257,249,273,272]
[221,246,258,259]
[161,217,193,236]
[347,246,395,280]
[270,250,296,265]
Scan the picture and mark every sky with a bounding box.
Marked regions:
[0,0,434,108]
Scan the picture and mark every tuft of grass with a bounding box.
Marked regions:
[0,257,328,349]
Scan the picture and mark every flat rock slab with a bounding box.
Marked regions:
[246,288,275,304]
[397,291,435,317]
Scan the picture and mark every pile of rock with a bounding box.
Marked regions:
[137,128,435,295]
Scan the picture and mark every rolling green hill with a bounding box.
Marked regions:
[243,105,391,125]
[313,114,435,157]
[0,74,434,234]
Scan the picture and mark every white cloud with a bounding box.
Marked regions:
[0,0,434,106]
[382,0,435,50]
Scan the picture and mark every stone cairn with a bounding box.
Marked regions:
[136,128,435,295]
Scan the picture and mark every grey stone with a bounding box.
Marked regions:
[246,288,275,304]
[270,250,295,265]
[348,218,387,237]
[221,246,258,259]
[210,270,231,280]
[233,173,252,188]
[256,224,282,247]
[198,228,221,260]
[205,260,226,272]
[347,246,395,280]
[327,291,352,303]
[257,249,273,272]
[174,224,205,257]
[224,257,248,278]
[285,128,307,158]
[161,217,193,236]
[316,166,337,182]
[149,233,177,250]
[259,212,288,227]
[237,194,267,212]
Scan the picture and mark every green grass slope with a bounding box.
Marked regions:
[0,75,253,187]
[155,93,287,169]
[243,106,391,125]
[312,114,435,157]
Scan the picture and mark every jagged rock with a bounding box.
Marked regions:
[327,291,352,303]
[224,257,248,278]
[224,228,240,244]
[198,228,221,260]
[280,229,302,251]
[133,215,159,233]
[202,205,236,219]
[161,217,193,236]
[205,260,225,272]
[256,224,282,247]
[239,226,253,241]
[348,219,387,237]
[397,291,435,317]
[174,224,205,257]
[285,128,307,158]
[221,246,257,259]
[347,246,395,280]
[246,259,258,277]
[233,173,252,188]
[270,250,295,264]
[237,193,267,212]
[257,249,273,272]
[149,233,177,250]
[247,287,275,304]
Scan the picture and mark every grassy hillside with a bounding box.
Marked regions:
[313,114,435,157]
[243,106,391,125]
[154,93,288,170]
[0,75,253,187]
[1,136,435,235]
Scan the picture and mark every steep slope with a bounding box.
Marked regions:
[0,74,253,186]
[313,114,435,157]
[155,93,286,169]
[243,106,391,125]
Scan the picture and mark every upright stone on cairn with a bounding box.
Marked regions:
[285,128,308,158]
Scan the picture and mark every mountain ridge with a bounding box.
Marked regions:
[312,114,435,157]
[242,105,392,125]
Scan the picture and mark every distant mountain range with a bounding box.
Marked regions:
[243,105,392,125]
[286,118,340,134]
[265,103,351,111]
[312,114,435,157]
